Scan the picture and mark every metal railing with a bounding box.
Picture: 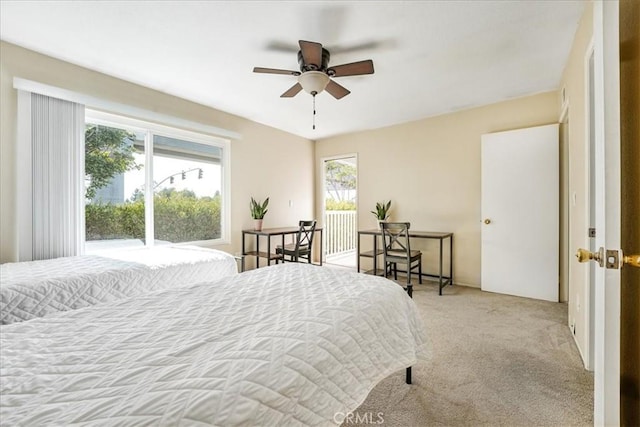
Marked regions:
[324,210,357,256]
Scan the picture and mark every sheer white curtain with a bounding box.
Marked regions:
[17,91,85,261]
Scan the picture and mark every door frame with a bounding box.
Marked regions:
[592,1,621,424]
[584,42,596,372]
[559,103,570,306]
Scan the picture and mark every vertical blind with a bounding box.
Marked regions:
[28,93,85,260]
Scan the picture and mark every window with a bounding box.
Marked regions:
[84,111,230,252]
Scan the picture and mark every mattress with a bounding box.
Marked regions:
[0,246,238,325]
[0,263,428,426]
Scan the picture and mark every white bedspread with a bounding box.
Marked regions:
[0,246,237,325]
[0,263,428,426]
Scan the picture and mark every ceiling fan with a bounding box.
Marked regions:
[253,40,375,100]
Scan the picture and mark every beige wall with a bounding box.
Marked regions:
[0,41,314,264]
[558,2,594,368]
[315,92,559,287]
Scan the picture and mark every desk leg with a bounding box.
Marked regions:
[439,238,444,296]
[357,233,361,273]
[267,235,272,265]
[373,234,378,276]
[450,235,454,287]
[256,235,260,268]
[241,232,247,272]
[280,234,285,263]
[242,232,246,257]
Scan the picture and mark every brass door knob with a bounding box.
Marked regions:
[623,254,640,268]
[484,219,491,225]
[576,248,602,264]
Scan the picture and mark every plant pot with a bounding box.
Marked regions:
[254,219,263,231]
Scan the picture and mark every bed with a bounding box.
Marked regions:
[0,245,238,325]
[0,263,428,426]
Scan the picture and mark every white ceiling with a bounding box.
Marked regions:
[0,1,585,140]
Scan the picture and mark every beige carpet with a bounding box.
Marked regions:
[344,275,594,427]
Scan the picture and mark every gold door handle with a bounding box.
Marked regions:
[484,219,491,225]
[576,248,603,266]
[623,254,640,268]
[576,247,640,269]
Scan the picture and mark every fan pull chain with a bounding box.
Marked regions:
[312,93,316,130]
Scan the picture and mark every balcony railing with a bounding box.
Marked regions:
[324,210,357,256]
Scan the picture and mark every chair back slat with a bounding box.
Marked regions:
[379,221,422,291]
[296,220,317,252]
[380,222,412,261]
[276,220,317,263]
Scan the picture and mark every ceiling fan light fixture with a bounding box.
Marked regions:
[298,71,330,95]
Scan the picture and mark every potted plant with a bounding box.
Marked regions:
[250,197,269,231]
[371,200,391,227]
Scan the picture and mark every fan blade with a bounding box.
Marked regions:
[329,60,374,77]
[265,40,299,53]
[299,40,323,69]
[330,40,383,54]
[281,83,303,98]
[253,67,299,76]
[325,80,350,99]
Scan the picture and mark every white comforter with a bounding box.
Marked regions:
[0,263,428,426]
[0,246,237,324]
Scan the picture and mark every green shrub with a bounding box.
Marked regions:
[86,191,221,243]
[325,199,356,211]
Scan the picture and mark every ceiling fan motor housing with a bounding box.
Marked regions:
[298,48,331,73]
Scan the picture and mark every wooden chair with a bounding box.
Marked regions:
[380,221,422,297]
[276,220,317,263]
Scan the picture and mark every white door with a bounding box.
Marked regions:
[591,1,621,424]
[481,124,559,302]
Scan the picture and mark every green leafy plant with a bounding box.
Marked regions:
[371,200,391,220]
[250,197,269,219]
[84,124,141,200]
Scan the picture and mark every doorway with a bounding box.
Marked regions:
[322,155,357,268]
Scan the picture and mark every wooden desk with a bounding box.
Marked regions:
[242,227,323,268]
[357,229,453,295]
